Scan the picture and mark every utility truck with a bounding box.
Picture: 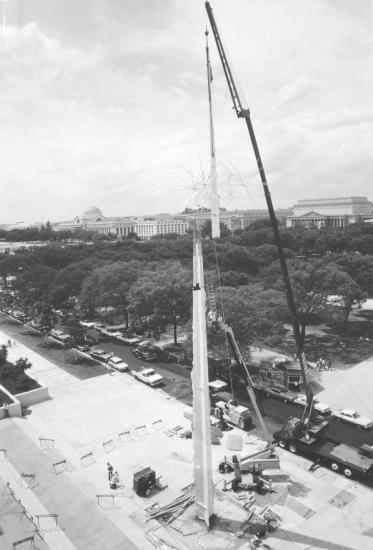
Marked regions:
[208,379,235,406]
[213,400,252,430]
[274,417,373,479]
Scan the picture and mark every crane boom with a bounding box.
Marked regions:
[205,29,220,239]
[205,1,313,423]
[222,323,272,445]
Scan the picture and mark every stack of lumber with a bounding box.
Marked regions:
[146,493,195,524]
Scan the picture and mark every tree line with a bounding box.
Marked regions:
[0,220,373,351]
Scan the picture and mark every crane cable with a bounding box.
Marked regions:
[212,238,235,399]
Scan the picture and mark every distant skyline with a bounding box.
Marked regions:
[0,0,372,223]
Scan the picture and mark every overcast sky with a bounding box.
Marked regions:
[0,0,372,223]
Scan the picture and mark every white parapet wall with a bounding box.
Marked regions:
[0,384,49,419]
[0,385,22,418]
[15,386,49,407]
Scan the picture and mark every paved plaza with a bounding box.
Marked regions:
[1,330,373,549]
[317,359,373,417]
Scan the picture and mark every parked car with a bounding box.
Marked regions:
[131,368,163,387]
[132,342,158,361]
[79,321,96,328]
[264,386,296,402]
[90,349,114,362]
[108,356,129,372]
[294,394,331,415]
[76,344,90,352]
[12,309,25,321]
[90,349,105,359]
[29,320,42,331]
[332,409,373,429]
[119,336,142,346]
[98,352,115,363]
[85,335,99,345]
[50,329,65,338]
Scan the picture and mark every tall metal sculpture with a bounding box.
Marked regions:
[192,229,214,526]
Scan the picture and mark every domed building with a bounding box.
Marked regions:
[81,206,105,223]
[52,206,136,238]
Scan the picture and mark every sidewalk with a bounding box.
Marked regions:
[317,359,373,417]
[0,454,76,550]
[3,331,82,398]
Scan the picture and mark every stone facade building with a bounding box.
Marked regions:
[52,206,136,238]
[286,197,373,229]
[4,196,372,240]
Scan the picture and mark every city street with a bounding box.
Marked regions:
[88,335,193,403]
[1,313,373,450]
[247,390,373,449]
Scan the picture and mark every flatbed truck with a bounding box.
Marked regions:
[274,418,373,479]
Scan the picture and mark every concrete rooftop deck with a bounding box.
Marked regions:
[1,331,373,549]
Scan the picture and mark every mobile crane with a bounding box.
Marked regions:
[204,4,373,482]
[220,322,280,472]
[205,1,314,434]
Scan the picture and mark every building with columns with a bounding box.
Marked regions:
[52,206,136,238]
[184,208,291,232]
[135,215,188,240]
[4,197,372,240]
[286,197,373,229]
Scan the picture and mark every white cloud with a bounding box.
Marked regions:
[0,0,371,222]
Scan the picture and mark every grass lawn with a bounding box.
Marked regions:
[277,311,373,369]
[0,387,13,405]
[0,372,40,395]
[0,314,108,380]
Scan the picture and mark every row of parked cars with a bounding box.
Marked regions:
[78,346,164,387]
[89,349,129,372]
[1,305,166,387]
[255,383,373,429]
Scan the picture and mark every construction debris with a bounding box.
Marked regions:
[146,492,195,524]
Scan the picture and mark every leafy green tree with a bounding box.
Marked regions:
[315,229,348,254]
[338,278,366,331]
[129,262,192,343]
[323,268,366,330]
[203,242,259,275]
[16,265,56,301]
[37,302,58,339]
[347,235,373,254]
[0,255,20,288]
[50,258,100,308]
[0,344,8,369]
[80,261,141,325]
[334,252,373,296]
[218,270,251,287]
[55,230,74,242]
[41,246,73,270]
[232,220,274,247]
[287,259,332,346]
[263,258,335,347]
[10,357,32,383]
[220,284,287,346]
[39,221,56,242]
[0,290,14,311]
[65,312,86,345]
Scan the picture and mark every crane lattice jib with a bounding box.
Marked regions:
[204,1,313,416]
